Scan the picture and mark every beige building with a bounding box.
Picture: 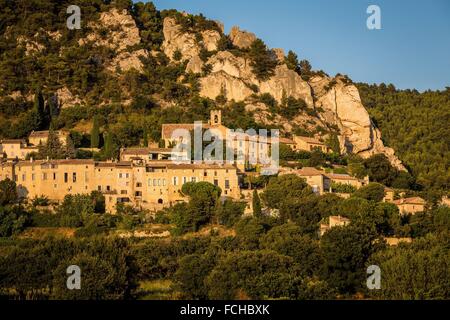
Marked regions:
[0,159,240,214]
[0,139,39,160]
[120,147,188,162]
[326,173,369,189]
[28,130,70,147]
[280,167,368,195]
[320,215,351,236]
[292,135,330,153]
[384,187,395,203]
[393,197,426,215]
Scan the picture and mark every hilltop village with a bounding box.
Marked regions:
[0,110,428,221]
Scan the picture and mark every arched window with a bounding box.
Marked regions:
[158,199,163,204]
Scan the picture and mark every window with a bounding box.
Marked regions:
[43,173,47,180]
[98,186,102,191]
[136,182,142,187]
[158,179,161,186]
[119,173,123,178]
[148,179,152,186]
[214,179,219,186]
[121,190,127,195]
[225,180,230,189]
[64,173,68,183]
[173,177,178,186]
[53,173,57,180]
[153,179,157,186]
[32,174,35,181]
[73,173,77,183]
[135,191,142,197]
[191,177,196,183]
[22,174,26,181]
[106,186,111,191]
[183,177,187,184]
[163,179,166,186]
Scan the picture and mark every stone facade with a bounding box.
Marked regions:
[0,159,240,214]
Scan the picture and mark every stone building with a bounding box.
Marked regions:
[393,197,426,215]
[0,159,240,214]
[28,130,70,147]
[0,139,38,160]
[292,136,330,153]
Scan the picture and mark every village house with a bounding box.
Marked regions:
[280,167,368,195]
[292,135,330,153]
[0,158,240,214]
[28,130,70,147]
[320,215,351,236]
[393,197,426,215]
[0,139,39,160]
[120,147,188,162]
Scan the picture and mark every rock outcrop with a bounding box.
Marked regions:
[162,17,200,61]
[79,8,141,52]
[164,14,404,169]
[229,26,257,49]
[199,51,314,106]
[309,75,405,170]
[56,87,82,109]
[107,49,148,73]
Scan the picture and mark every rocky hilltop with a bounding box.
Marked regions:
[0,2,404,170]
[160,16,404,169]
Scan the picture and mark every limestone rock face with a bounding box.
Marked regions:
[229,26,257,49]
[107,49,149,73]
[272,48,285,62]
[56,87,82,109]
[200,51,313,105]
[162,17,200,61]
[186,55,204,74]
[79,8,141,52]
[201,30,221,51]
[200,72,254,102]
[310,75,405,170]
[259,64,314,107]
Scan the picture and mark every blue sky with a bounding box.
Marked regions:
[146,0,450,91]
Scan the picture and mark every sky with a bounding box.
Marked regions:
[146,0,450,91]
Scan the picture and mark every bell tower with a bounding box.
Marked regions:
[210,109,222,126]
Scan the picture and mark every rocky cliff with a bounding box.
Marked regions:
[161,17,405,170]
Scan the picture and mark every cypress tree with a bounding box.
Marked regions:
[91,116,100,149]
[252,189,262,217]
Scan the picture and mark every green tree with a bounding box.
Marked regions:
[216,199,244,227]
[352,183,386,202]
[321,224,379,294]
[173,253,216,299]
[249,39,277,80]
[0,179,18,206]
[261,174,313,209]
[90,116,100,149]
[252,189,262,217]
[285,50,300,73]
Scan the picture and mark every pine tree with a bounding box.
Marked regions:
[285,50,300,73]
[252,189,262,217]
[249,39,277,80]
[91,116,100,149]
